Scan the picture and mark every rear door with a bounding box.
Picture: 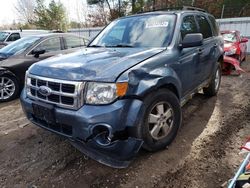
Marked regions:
[195,14,215,82]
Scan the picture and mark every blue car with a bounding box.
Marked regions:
[20,7,224,168]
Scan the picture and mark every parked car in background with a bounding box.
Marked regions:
[221,30,248,62]
[0,33,87,102]
[21,7,224,168]
[0,31,21,48]
[0,30,51,49]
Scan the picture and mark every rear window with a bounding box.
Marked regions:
[208,15,219,36]
[64,36,85,49]
[196,15,213,39]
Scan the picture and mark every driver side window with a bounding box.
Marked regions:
[34,37,61,53]
[181,15,198,39]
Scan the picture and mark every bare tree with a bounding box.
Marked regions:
[15,0,36,23]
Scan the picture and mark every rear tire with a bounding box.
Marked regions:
[0,74,19,102]
[132,89,181,152]
[203,64,221,97]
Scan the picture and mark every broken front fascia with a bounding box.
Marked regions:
[70,134,143,168]
[223,55,245,75]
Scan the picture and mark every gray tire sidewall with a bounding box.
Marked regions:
[0,75,19,102]
[136,89,182,152]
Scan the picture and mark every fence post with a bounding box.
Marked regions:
[221,4,225,19]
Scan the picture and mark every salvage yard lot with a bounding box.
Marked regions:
[0,59,250,188]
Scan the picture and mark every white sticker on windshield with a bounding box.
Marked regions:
[145,21,169,28]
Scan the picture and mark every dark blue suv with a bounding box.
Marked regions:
[20,8,224,168]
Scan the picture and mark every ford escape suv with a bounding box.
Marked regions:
[21,7,224,168]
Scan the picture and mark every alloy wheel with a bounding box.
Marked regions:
[148,102,174,140]
[0,77,15,100]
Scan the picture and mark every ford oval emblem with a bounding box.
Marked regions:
[38,86,52,97]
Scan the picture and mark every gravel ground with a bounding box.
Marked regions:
[0,58,250,188]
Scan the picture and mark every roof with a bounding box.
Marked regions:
[24,33,86,39]
[121,9,212,19]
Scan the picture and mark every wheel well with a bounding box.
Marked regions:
[218,55,224,66]
[159,84,180,99]
[141,83,180,101]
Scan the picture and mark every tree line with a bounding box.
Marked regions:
[12,0,250,31]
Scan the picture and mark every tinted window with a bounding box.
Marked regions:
[7,33,20,42]
[35,37,61,53]
[181,16,198,39]
[196,15,213,39]
[208,15,219,36]
[90,14,176,48]
[65,36,85,49]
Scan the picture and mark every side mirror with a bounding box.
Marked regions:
[181,33,203,48]
[241,38,248,43]
[31,49,46,58]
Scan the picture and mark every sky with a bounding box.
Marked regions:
[0,0,88,25]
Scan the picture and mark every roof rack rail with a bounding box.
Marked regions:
[182,6,207,12]
[136,6,207,14]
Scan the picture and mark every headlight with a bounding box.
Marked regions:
[225,47,237,56]
[85,82,128,104]
[25,72,31,95]
[25,71,31,86]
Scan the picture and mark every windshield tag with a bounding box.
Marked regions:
[145,21,169,28]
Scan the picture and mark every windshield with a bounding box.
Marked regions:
[89,14,176,48]
[0,36,41,56]
[222,33,237,43]
[0,32,9,42]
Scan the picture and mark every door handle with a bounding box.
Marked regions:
[198,48,204,54]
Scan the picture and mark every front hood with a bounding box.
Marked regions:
[29,47,164,82]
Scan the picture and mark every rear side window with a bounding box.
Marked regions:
[208,15,219,36]
[196,15,213,39]
[64,36,86,49]
[181,15,198,39]
[7,33,21,42]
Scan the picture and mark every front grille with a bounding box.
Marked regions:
[26,74,85,110]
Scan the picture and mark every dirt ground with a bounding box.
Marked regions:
[0,59,250,188]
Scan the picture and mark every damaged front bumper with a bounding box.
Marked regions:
[70,136,143,168]
[20,90,144,168]
[223,55,245,75]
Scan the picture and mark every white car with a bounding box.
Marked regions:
[0,30,50,48]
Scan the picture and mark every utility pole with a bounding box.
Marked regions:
[221,4,225,19]
[191,0,195,6]
[118,0,121,17]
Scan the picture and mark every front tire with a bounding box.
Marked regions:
[133,89,181,152]
[0,75,19,102]
[203,64,221,97]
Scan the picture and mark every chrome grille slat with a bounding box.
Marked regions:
[26,74,85,110]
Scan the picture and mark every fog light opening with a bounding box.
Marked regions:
[92,124,113,146]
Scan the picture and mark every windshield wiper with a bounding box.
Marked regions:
[88,45,104,47]
[106,44,134,48]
